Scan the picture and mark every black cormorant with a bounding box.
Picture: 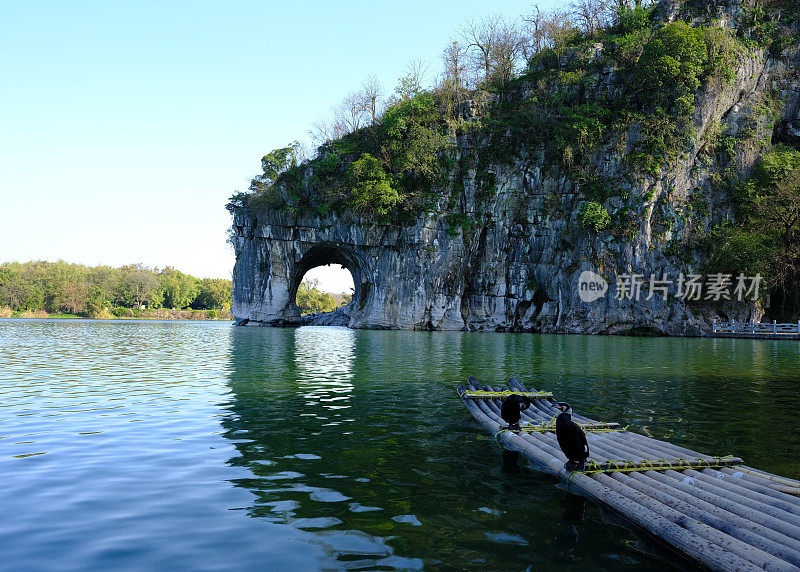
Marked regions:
[501,394,532,430]
[555,402,589,471]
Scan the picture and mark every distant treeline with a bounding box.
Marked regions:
[0,261,231,319]
[296,278,352,315]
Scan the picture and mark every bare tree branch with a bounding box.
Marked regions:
[359,75,383,125]
[442,40,468,94]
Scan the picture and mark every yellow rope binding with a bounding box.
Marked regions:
[579,456,743,475]
[520,421,626,434]
[461,390,553,400]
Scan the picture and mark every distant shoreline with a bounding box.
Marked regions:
[1,317,235,322]
[1,308,233,321]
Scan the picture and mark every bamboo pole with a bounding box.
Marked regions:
[684,468,800,518]
[595,425,800,515]
[688,466,800,514]
[605,433,688,462]
[588,433,680,463]
[616,431,715,461]
[599,433,743,473]
[711,468,800,509]
[461,390,553,399]
[647,471,800,542]
[592,434,800,537]
[508,378,596,424]
[640,470,800,556]
[609,471,800,569]
[583,437,741,475]
[725,467,800,491]
[661,470,800,534]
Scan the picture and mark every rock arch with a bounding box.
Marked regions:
[229,209,473,330]
[229,218,372,326]
[289,244,365,324]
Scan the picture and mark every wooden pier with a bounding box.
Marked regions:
[459,377,800,571]
[713,319,800,340]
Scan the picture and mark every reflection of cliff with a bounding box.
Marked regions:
[222,327,601,569]
[221,327,401,567]
[221,327,799,567]
[294,327,355,412]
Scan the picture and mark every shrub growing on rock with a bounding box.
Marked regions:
[578,201,611,231]
[634,21,708,116]
[346,153,400,216]
[615,6,654,35]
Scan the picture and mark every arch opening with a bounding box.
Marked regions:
[289,245,364,326]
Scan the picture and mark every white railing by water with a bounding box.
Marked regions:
[712,319,800,337]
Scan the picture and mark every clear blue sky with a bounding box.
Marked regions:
[1,0,553,286]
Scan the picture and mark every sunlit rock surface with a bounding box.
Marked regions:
[230,5,799,335]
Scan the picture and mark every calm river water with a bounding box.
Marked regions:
[1,319,799,570]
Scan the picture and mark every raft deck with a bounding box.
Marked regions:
[459,377,800,572]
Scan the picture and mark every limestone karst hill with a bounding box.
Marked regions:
[228,0,800,333]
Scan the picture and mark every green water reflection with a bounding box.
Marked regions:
[4,320,795,570]
[221,327,800,569]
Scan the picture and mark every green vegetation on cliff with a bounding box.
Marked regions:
[229,0,800,315]
[704,145,800,318]
[483,14,746,181]
[229,1,789,219]
[578,201,612,231]
[231,87,452,222]
[0,261,232,319]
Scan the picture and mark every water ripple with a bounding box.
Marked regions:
[2,320,798,570]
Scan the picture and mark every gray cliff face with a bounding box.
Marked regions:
[230,10,800,334]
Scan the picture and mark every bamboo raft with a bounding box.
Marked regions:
[459,376,800,571]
